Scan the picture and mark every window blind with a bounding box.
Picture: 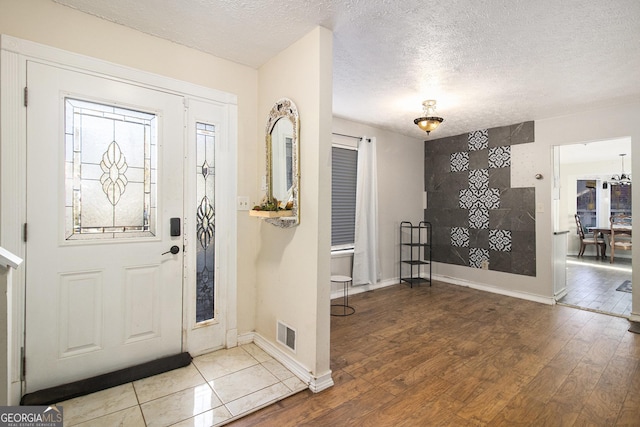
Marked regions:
[332,147,358,247]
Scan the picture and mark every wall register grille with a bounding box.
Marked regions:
[277,320,296,352]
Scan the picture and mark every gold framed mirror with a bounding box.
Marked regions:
[264,98,299,227]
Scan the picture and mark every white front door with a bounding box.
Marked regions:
[25,61,185,392]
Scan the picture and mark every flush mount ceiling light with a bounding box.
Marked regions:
[413,100,444,134]
[611,153,631,185]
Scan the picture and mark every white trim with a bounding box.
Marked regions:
[236,332,254,346]
[0,248,22,270]
[333,277,397,299]
[332,142,358,151]
[433,274,556,305]
[1,37,28,405]
[330,247,354,257]
[308,371,334,393]
[225,329,239,349]
[236,332,334,393]
[1,35,237,105]
[331,274,556,305]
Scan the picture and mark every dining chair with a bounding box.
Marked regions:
[609,214,632,263]
[574,214,606,258]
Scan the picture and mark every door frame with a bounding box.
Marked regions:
[0,35,238,404]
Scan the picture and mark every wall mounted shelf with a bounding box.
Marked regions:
[249,210,294,218]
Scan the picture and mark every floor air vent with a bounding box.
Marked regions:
[277,320,296,352]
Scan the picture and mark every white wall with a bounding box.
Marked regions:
[255,27,333,382]
[330,117,425,295]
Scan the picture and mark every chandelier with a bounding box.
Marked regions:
[413,100,443,134]
[610,153,631,185]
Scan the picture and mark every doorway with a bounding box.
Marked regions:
[554,138,633,317]
[1,36,238,400]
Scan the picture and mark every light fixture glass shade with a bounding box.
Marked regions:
[611,153,631,185]
[414,100,443,134]
[414,116,444,133]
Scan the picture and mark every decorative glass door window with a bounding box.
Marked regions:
[196,122,215,322]
[64,98,157,240]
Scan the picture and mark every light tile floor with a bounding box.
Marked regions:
[57,344,307,426]
[559,255,632,317]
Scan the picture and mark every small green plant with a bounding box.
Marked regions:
[252,198,285,211]
[252,194,294,212]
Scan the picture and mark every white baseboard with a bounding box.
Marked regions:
[629,313,640,323]
[236,332,334,393]
[308,370,334,393]
[333,277,398,299]
[236,332,254,346]
[433,274,556,305]
[225,329,238,348]
[333,274,556,306]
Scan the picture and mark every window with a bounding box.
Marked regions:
[610,183,632,217]
[332,146,357,249]
[576,179,632,231]
[576,179,597,230]
[64,98,157,240]
[195,122,215,322]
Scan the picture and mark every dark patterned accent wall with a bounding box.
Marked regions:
[424,122,536,276]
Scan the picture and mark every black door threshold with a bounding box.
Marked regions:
[21,352,192,406]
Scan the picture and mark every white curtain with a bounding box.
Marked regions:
[352,136,380,286]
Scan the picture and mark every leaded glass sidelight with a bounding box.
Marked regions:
[196,122,215,322]
[64,98,157,240]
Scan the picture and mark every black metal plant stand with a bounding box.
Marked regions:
[400,221,432,287]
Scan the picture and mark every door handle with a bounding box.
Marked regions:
[162,245,180,255]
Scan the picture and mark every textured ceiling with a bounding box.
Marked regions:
[53,0,640,140]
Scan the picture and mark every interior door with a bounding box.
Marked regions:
[25,61,185,392]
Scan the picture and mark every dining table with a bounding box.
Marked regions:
[587,225,632,259]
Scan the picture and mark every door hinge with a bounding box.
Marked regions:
[23,223,27,243]
[24,87,28,107]
[21,347,25,380]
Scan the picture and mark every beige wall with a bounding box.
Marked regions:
[330,117,424,293]
[0,0,260,336]
[255,27,332,378]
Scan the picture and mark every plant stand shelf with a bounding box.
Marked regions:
[249,210,293,218]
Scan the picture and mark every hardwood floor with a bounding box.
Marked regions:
[230,281,640,426]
